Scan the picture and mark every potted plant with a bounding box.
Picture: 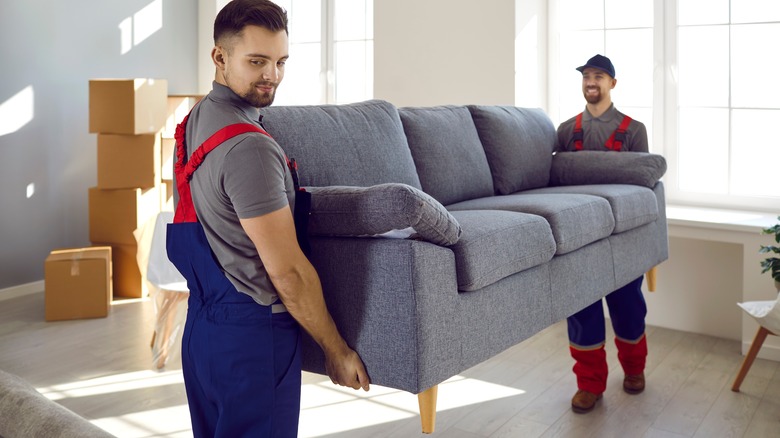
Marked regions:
[759,215,780,292]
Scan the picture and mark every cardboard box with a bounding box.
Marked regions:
[89,79,168,134]
[45,246,112,321]
[105,242,147,299]
[161,137,175,181]
[162,95,202,139]
[88,186,161,244]
[97,133,161,189]
[161,181,173,212]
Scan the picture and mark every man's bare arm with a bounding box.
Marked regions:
[239,206,370,391]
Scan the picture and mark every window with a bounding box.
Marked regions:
[550,0,655,147]
[272,0,373,105]
[551,0,780,211]
[673,0,780,208]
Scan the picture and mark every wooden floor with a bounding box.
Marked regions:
[1,292,779,437]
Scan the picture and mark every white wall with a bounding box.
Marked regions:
[645,237,744,341]
[374,0,516,107]
[515,0,548,109]
[0,0,198,290]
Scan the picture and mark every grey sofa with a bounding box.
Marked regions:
[0,369,115,438]
[260,100,668,432]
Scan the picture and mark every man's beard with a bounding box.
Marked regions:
[239,82,277,108]
[224,71,277,108]
[583,87,601,104]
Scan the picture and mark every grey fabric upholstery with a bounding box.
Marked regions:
[468,105,556,195]
[305,184,462,246]
[255,99,668,415]
[260,100,422,189]
[548,239,616,321]
[447,193,615,255]
[456,264,552,370]
[523,184,659,234]
[0,369,115,438]
[550,151,667,188]
[447,210,556,291]
[303,237,461,393]
[399,106,494,205]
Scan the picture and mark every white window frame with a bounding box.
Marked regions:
[549,0,780,212]
[197,0,372,105]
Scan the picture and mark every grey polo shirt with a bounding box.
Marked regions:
[555,104,648,153]
[176,81,296,306]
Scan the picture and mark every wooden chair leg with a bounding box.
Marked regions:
[731,326,770,392]
[417,385,438,434]
[646,266,657,292]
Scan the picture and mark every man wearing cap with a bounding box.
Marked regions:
[555,54,649,414]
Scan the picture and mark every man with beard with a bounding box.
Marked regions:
[554,54,649,414]
[167,1,369,436]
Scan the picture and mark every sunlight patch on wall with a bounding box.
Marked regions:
[0,86,34,137]
[119,0,164,55]
[26,183,35,199]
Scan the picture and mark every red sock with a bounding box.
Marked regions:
[615,334,647,376]
[569,345,607,394]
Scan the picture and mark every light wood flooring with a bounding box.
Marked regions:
[1,292,779,437]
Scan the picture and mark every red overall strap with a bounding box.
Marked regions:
[573,113,632,151]
[604,115,633,151]
[573,113,584,151]
[173,113,272,223]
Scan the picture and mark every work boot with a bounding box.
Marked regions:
[623,373,645,394]
[571,390,602,414]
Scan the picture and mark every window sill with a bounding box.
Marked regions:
[666,204,777,234]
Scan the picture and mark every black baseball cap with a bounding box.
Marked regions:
[576,54,615,78]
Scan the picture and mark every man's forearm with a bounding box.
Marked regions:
[270,259,349,355]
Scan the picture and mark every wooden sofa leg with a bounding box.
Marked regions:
[417,385,438,434]
[646,266,657,292]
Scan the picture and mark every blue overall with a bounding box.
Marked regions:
[166,115,303,437]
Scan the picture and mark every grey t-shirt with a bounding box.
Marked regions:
[555,104,648,152]
[177,82,295,306]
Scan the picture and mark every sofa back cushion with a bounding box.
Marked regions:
[399,106,494,206]
[468,106,556,195]
[260,100,422,189]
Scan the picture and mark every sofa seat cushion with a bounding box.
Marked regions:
[447,210,556,291]
[260,100,422,189]
[399,106,494,205]
[447,194,615,255]
[305,184,462,246]
[522,184,659,233]
[468,106,556,195]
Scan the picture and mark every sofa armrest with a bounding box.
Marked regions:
[305,183,462,246]
[550,151,667,188]
[0,369,115,438]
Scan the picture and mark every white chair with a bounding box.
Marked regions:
[731,296,780,391]
[135,211,189,369]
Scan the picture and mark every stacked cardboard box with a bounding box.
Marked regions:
[88,79,168,298]
[161,95,203,210]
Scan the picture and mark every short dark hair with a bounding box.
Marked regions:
[213,0,288,46]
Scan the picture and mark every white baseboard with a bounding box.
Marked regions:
[0,280,44,302]
[743,340,780,362]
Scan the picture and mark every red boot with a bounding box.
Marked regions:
[569,345,608,413]
[615,335,647,394]
[570,344,608,395]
